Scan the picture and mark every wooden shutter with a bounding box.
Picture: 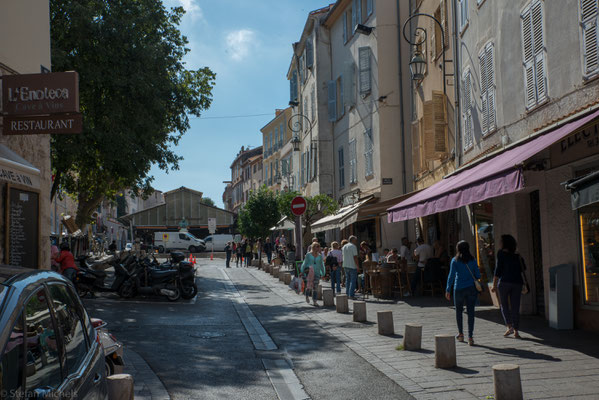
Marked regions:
[432,91,448,154]
[367,0,373,16]
[359,47,371,95]
[344,61,355,107]
[423,100,435,161]
[290,70,298,102]
[349,139,357,183]
[328,80,337,121]
[412,120,422,174]
[532,1,546,103]
[351,2,357,33]
[479,48,488,135]
[338,147,345,188]
[343,11,348,43]
[306,38,314,69]
[462,70,474,150]
[486,45,497,132]
[441,0,449,47]
[355,0,362,26]
[582,0,599,75]
[459,0,468,30]
[311,143,318,179]
[521,5,536,109]
[364,129,374,177]
[339,75,345,115]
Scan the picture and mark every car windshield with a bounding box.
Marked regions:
[0,284,6,305]
[187,233,199,240]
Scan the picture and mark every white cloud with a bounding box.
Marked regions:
[225,29,256,62]
[176,0,203,20]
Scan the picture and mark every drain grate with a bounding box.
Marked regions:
[189,331,226,339]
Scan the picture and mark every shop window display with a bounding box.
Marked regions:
[580,203,599,305]
[473,202,495,283]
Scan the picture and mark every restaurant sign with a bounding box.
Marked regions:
[550,121,599,168]
[1,71,81,135]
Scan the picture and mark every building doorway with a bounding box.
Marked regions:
[530,190,545,315]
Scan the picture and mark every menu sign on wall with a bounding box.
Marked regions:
[5,187,39,269]
[1,71,81,135]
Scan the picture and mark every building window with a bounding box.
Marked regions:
[290,69,298,103]
[367,0,374,17]
[359,47,371,96]
[310,87,316,122]
[364,129,374,177]
[349,138,357,184]
[280,122,285,144]
[338,147,345,189]
[521,0,547,110]
[458,0,468,31]
[328,80,337,121]
[337,75,344,119]
[343,8,350,43]
[479,42,496,135]
[462,68,474,150]
[581,0,599,77]
[579,203,599,305]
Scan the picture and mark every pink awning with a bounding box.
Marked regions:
[388,109,599,223]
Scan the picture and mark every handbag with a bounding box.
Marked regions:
[465,261,484,293]
[519,256,530,295]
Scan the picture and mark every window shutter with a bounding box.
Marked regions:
[355,0,362,26]
[532,1,546,103]
[423,100,435,161]
[432,91,448,154]
[522,6,535,108]
[311,144,318,179]
[310,88,315,121]
[364,129,374,177]
[290,70,298,102]
[351,3,357,33]
[359,47,371,95]
[486,44,497,132]
[582,4,599,75]
[339,75,345,114]
[343,12,348,43]
[459,0,468,29]
[328,80,337,121]
[338,147,345,188]
[280,122,285,144]
[412,121,421,174]
[367,0,373,16]
[462,70,474,150]
[344,61,356,107]
[306,39,314,69]
[441,0,449,47]
[479,48,489,135]
[299,54,306,83]
[349,139,357,184]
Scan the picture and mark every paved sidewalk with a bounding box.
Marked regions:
[123,348,170,400]
[247,267,599,400]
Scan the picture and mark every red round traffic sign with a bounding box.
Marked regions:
[291,196,307,216]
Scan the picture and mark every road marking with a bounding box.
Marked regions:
[220,269,310,400]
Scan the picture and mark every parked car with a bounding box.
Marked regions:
[0,266,108,399]
[153,231,205,253]
[124,243,133,251]
[90,318,124,376]
[202,234,234,252]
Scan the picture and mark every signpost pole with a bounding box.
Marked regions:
[295,215,303,262]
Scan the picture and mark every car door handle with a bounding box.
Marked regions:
[93,373,102,384]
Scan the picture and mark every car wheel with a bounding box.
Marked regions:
[158,245,165,254]
[181,283,198,300]
[189,246,196,253]
[118,281,136,299]
[105,357,115,376]
[167,287,181,302]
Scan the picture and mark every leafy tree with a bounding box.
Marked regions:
[50,0,216,227]
[200,197,216,207]
[277,191,338,246]
[237,186,280,240]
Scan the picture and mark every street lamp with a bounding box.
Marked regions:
[291,135,301,152]
[409,52,426,81]
[402,13,453,97]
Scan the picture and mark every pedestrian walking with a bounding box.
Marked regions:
[264,238,273,265]
[342,236,360,299]
[327,242,343,294]
[235,242,241,267]
[245,241,253,267]
[301,242,326,306]
[225,241,232,268]
[491,234,528,339]
[445,240,481,346]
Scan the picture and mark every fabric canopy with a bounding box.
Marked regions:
[311,197,373,233]
[565,170,599,210]
[0,144,41,189]
[388,109,599,223]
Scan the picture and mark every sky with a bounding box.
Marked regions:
[149,0,331,207]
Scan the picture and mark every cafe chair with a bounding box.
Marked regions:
[422,258,444,296]
[392,260,412,298]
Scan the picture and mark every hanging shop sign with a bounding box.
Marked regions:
[1,71,79,115]
[1,71,82,135]
[550,120,599,168]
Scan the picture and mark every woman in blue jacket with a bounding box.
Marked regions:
[445,240,481,346]
[301,242,326,306]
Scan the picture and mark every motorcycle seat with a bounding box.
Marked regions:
[81,267,106,278]
[150,269,178,279]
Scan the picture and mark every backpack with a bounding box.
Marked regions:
[325,254,338,267]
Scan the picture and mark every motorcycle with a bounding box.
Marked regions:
[90,318,124,376]
[119,252,197,301]
[75,255,136,298]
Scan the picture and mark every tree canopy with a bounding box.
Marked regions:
[200,197,216,207]
[50,0,215,226]
[277,191,338,226]
[237,186,280,240]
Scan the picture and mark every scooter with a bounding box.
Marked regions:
[146,252,197,299]
[75,255,136,298]
[90,318,124,376]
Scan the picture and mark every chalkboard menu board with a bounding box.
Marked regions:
[6,186,39,268]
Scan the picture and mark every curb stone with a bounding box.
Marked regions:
[123,348,170,400]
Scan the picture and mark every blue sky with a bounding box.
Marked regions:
[150,0,330,207]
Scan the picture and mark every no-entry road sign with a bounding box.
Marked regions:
[291,196,307,216]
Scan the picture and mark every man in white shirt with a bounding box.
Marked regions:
[411,237,434,295]
[399,237,412,261]
[342,236,360,299]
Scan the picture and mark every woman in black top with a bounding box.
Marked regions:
[491,234,525,338]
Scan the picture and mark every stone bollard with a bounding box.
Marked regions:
[106,374,134,400]
[435,334,457,368]
[336,294,349,313]
[322,288,335,307]
[403,324,422,351]
[493,364,523,400]
[272,267,280,277]
[279,270,286,282]
[377,311,394,335]
[317,283,323,300]
[265,264,271,274]
[353,301,367,322]
[284,273,292,285]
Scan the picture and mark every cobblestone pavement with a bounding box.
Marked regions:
[244,265,599,400]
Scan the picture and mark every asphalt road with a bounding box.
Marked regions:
[83,259,413,400]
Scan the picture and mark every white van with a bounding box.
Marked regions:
[203,234,234,252]
[154,231,206,253]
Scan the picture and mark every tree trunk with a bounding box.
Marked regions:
[50,170,61,201]
[75,194,104,230]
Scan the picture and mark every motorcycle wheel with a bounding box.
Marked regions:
[158,245,165,254]
[181,283,198,300]
[118,281,136,299]
[105,357,115,376]
[77,285,90,298]
[167,287,181,302]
